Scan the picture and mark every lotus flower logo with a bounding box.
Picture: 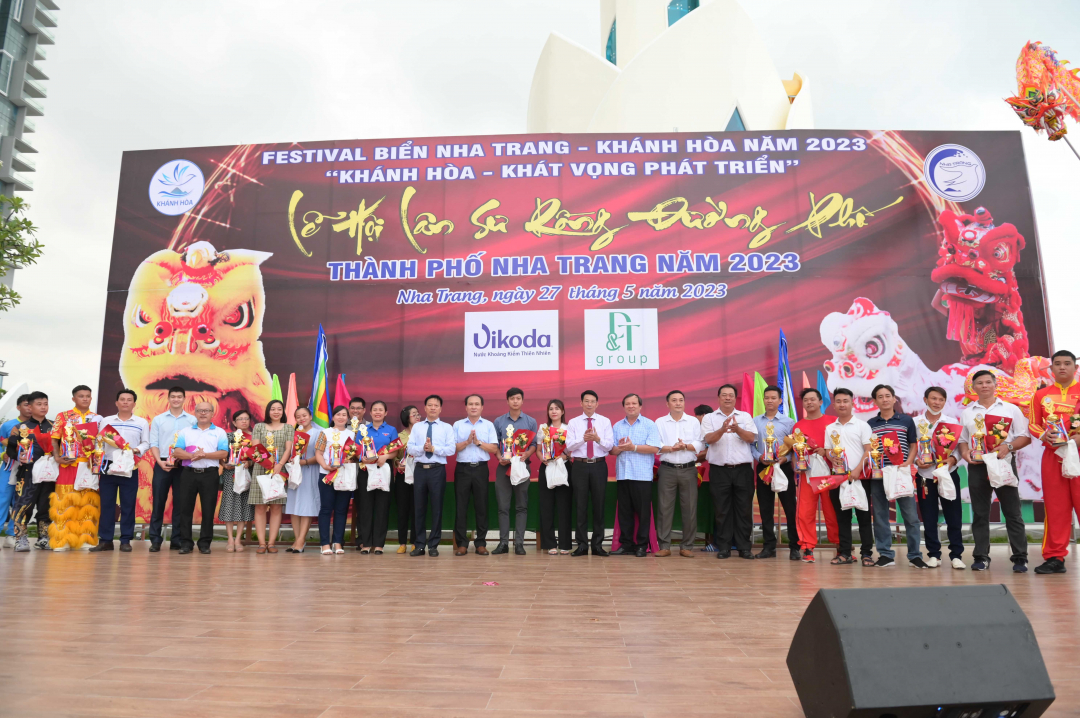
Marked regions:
[148,159,205,216]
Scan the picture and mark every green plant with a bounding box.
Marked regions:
[0,195,41,311]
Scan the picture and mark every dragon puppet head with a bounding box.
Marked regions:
[820,298,909,416]
[119,241,274,426]
[932,208,1028,371]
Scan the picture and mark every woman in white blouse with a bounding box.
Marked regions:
[314,406,355,554]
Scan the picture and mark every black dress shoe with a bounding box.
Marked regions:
[789,550,801,561]
[571,545,589,556]
[739,550,754,559]
[90,541,114,552]
[429,548,439,557]
[491,544,509,555]
[170,544,181,551]
[199,547,211,554]
[635,547,647,557]
[148,543,161,553]
[514,545,526,555]
[409,547,426,556]
[716,551,731,559]
[178,547,193,555]
[119,543,132,553]
[755,550,776,559]
[610,547,632,556]
[592,547,609,557]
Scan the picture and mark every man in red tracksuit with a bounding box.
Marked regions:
[786,388,839,563]
[1029,349,1080,575]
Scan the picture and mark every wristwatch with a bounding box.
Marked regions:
[1005,441,1014,453]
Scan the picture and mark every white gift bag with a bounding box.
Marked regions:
[31,455,59,484]
[933,465,957,500]
[333,463,358,492]
[107,449,135,477]
[984,453,1018,488]
[806,454,830,482]
[510,456,531,485]
[1056,441,1080,479]
[770,466,788,493]
[257,472,287,502]
[839,480,868,512]
[286,457,303,489]
[545,457,569,488]
[403,455,415,485]
[883,464,914,500]
[74,461,99,491]
[6,459,19,485]
[367,462,392,492]
[232,463,252,494]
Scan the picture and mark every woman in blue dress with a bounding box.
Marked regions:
[286,406,322,553]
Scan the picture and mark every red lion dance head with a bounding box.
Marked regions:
[931,207,1028,372]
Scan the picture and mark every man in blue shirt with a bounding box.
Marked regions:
[452,394,499,556]
[610,394,662,557]
[865,384,925,568]
[147,387,195,552]
[751,386,799,560]
[0,394,31,547]
[171,402,229,555]
[492,387,538,555]
[406,394,457,556]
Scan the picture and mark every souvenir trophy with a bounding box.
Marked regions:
[16,425,33,463]
[916,420,934,465]
[867,435,884,478]
[349,415,361,433]
[90,434,105,474]
[791,429,809,473]
[970,415,988,461]
[359,424,376,458]
[761,423,777,463]
[502,424,514,461]
[228,429,247,466]
[539,425,552,461]
[828,430,849,475]
[166,430,180,466]
[60,423,81,461]
[265,430,278,464]
[1043,397,1069,446]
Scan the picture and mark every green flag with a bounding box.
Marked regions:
[753,372,768,417]
[271,373,282,402]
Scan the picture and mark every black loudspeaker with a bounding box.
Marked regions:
[787,585,1054,718]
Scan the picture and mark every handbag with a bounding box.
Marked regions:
[333,462,358,491]
[509,456,531,485]
[73,461,99,491]
[31,455,59,484]
[232,463,252,494]
[106,449,135,477]
[545,457,569,488]
[933,465,957,501]
[257,472,287,502]
[1056,441,1080,479]
[367,462,392,492]
[286,457,303,489]
[883,464,914,500]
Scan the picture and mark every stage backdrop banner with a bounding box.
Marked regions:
[100,130,1052,520]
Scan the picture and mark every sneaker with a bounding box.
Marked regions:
[1034,557,1067,574]
[874,556,896,567]
[52,545,69,552]
[702,544,718,553]
[909,557,930,569]
[971,559,989,571]
[925,557,941,568]
[801,549,815,563]
[951,558,966,570]
[34,537,49,550]
[14,537,29,552]
[1012,562,1028,574]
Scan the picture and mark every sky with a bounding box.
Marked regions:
[1,0,1078,414]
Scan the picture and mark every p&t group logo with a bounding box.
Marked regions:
[148,159,205,216]
[584,308,659,370]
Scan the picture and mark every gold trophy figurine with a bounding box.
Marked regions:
[349,415,361,433]
[167,430,179,466]
[970,415,987,461]
[762,423,777,463]
[91,434,105,474]
[229,429,244,465]
[17,425,33,463]
[829,430,849,475]
[504,424,514,460]
[330,431,343,467]
[1043,397,1068,446]
[540,425,552,461]
[916,420,934,465]
[60,423,80,461]
[791,429,809,473]
[868,435,884,478]
[265,430,277,463]
[359,424,376,458]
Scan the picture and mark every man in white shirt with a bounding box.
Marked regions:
[452,394,499,556]
[565,390,614,556]
[92,389,151,553]
[701,384,759,559]
[824,388,874,566]
[171,402,228,555]
[913,386,965,569]
[406,394,457,557]
[655,390,704,557]
[958,370,1032,572]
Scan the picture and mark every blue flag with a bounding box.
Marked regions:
[817,370,831,413]
[777,329,797,420]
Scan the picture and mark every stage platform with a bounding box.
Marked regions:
[1,543,1078,717]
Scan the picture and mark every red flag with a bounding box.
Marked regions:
[801,371,812,418]
[739,373,753,414]
[285,373,299,425]
[334,374,351,409]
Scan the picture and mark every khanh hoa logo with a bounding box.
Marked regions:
[148,159,205,216]
[922,144,985,203]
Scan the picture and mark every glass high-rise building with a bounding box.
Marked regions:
[0,0,58,197]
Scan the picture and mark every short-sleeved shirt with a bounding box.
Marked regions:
[825,416,872,476]
[4,418,52,464]
[1,418,22,474]
[702,408,758,466]
[364,421,400,454]
[493,412,539,455]
[913,412,960,479]
[174,424,229,469]
[959,398,1029,455]
[453,416,499,463]
[150,410,196,454]
[612,415,662,481]
[866,412,917,465]
[751,413,795,465]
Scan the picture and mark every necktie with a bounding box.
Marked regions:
[586,417,594,458]
[425,421,434,459]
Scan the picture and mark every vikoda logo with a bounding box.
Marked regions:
[472,324,553,350]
